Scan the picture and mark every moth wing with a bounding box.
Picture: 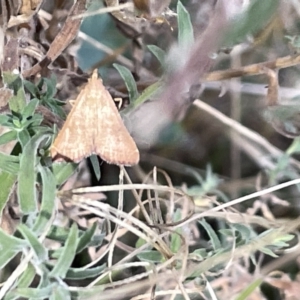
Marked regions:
[94,89,139,166]
[51,89,95,162]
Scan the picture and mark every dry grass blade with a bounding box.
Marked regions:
[22,0,87,78]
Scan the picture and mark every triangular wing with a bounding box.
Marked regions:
[93,82,139,166]
[50,83,96,162]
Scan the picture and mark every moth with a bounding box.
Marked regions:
[51,70,139,166]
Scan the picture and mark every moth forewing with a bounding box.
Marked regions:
[51,86,94,162]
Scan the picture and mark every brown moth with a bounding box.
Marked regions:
[51,70,139,166]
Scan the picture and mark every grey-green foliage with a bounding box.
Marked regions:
[0,72,106,298]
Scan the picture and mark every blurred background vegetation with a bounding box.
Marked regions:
[2,0,300,299]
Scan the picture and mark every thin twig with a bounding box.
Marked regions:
[205,53,300,82]
[193,99,282,157]
[193,99,300,169]
[179,178,300,228]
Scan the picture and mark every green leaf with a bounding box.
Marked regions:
[192,248,208,260]
[12,116,21,128]
[52,162,78,186]
[177,1,194,47]
[32,166,56,235]
[235,278,263,300]
[50,285,71,300]
[47,226,70,243]
[5,286,53,300]
[135,237,147,248]
[65,264,106,280]
[0,249,19,270]
[230,223,253,243]
[170,209,182,253]
[0,171,17,215]
[137,250,163,263]
[287,137,300,155]
[123,81,163,112]
[47,225,105,247]
[0,130,17,145]
[219,229,234,237]
[286,35,300,49]
[22,114,43,129]
[147,45,166,66]
[259,247,278,258]
[17,263,36,288]
[89,155,101,181]
[22,99,39,119]
[199,219,222,251]
[36,77,44,90]
[49,223,78,278]
[17,224,48,262]
[2,72,26,113]
[23,80,38,97]
[18,131,52,214]
[170,231,181,253]
[90,233,106,247]
[113,63,139,102]
[44,76,57,99]
[0,152,19,174]
[276,234,294,243]
[275,154,289,171]
[0,115,11,126]
[0,228,27,268]
[17,130,31,149]
[77,222,97,253]
[38,273,51,289]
